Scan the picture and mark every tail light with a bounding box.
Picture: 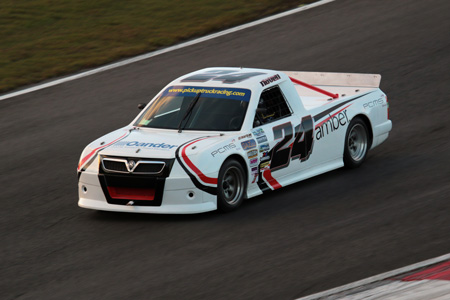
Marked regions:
[386,96,390,119]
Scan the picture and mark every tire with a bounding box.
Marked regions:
[217,159,246,212]
[344,118,369,168]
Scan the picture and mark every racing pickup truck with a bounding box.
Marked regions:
[77,67,392,213]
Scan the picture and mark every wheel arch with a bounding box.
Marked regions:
[216,153,249,211]
[224,154,249,182]
[351,114,373,149]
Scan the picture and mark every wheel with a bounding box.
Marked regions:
[217,159,246,212]
[344,118,369,168]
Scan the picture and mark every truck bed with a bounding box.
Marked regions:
[283,71,381,111]
[295,85,376,110]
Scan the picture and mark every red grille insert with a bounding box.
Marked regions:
[107,187,155,201]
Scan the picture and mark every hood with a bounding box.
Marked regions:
[98,128,226,159]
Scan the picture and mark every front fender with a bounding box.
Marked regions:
[176,136,247,188]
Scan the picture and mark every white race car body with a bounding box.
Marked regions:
[78,67,392,213]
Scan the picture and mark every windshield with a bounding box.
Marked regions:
[135,86,251,131]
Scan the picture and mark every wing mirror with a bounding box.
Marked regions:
[137,103,146,110]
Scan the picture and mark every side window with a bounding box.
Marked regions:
[254,86,292,127]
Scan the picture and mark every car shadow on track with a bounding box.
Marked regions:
[84,167,361,223]
[85,155,395,223]
[90,209,220,223]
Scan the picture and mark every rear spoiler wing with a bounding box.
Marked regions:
[282,71,381,88]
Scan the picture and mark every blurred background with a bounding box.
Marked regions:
[0,0,313,93]
[1,1,449,299]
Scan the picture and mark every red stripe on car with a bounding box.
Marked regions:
[314,104,352,129]
[77,131,129,172]
[181,137,218,185]
[262,170,282,190]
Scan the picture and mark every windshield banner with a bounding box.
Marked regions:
[163,86,251,102]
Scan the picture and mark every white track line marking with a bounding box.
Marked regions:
[0,0,335,102]
[298,253,450,299]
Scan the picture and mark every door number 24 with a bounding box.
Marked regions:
[270,116,314,171]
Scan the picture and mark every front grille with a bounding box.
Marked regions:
[98,156,175,206]
[101,157,166,175]
[134,162,165,174]
[103,159,127,172]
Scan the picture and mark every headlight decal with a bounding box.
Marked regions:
[77,130,131,172]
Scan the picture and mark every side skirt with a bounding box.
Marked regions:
[246,158,344,199]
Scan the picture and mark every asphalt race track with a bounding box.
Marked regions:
[1,0,449,299]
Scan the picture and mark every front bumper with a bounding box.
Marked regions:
[78,197,216,214]
[78,162,217,214]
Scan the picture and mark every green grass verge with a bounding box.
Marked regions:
[0,0,316,93]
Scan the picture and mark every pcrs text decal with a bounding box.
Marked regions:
[363,98,384,109]
[211,143,236,157]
